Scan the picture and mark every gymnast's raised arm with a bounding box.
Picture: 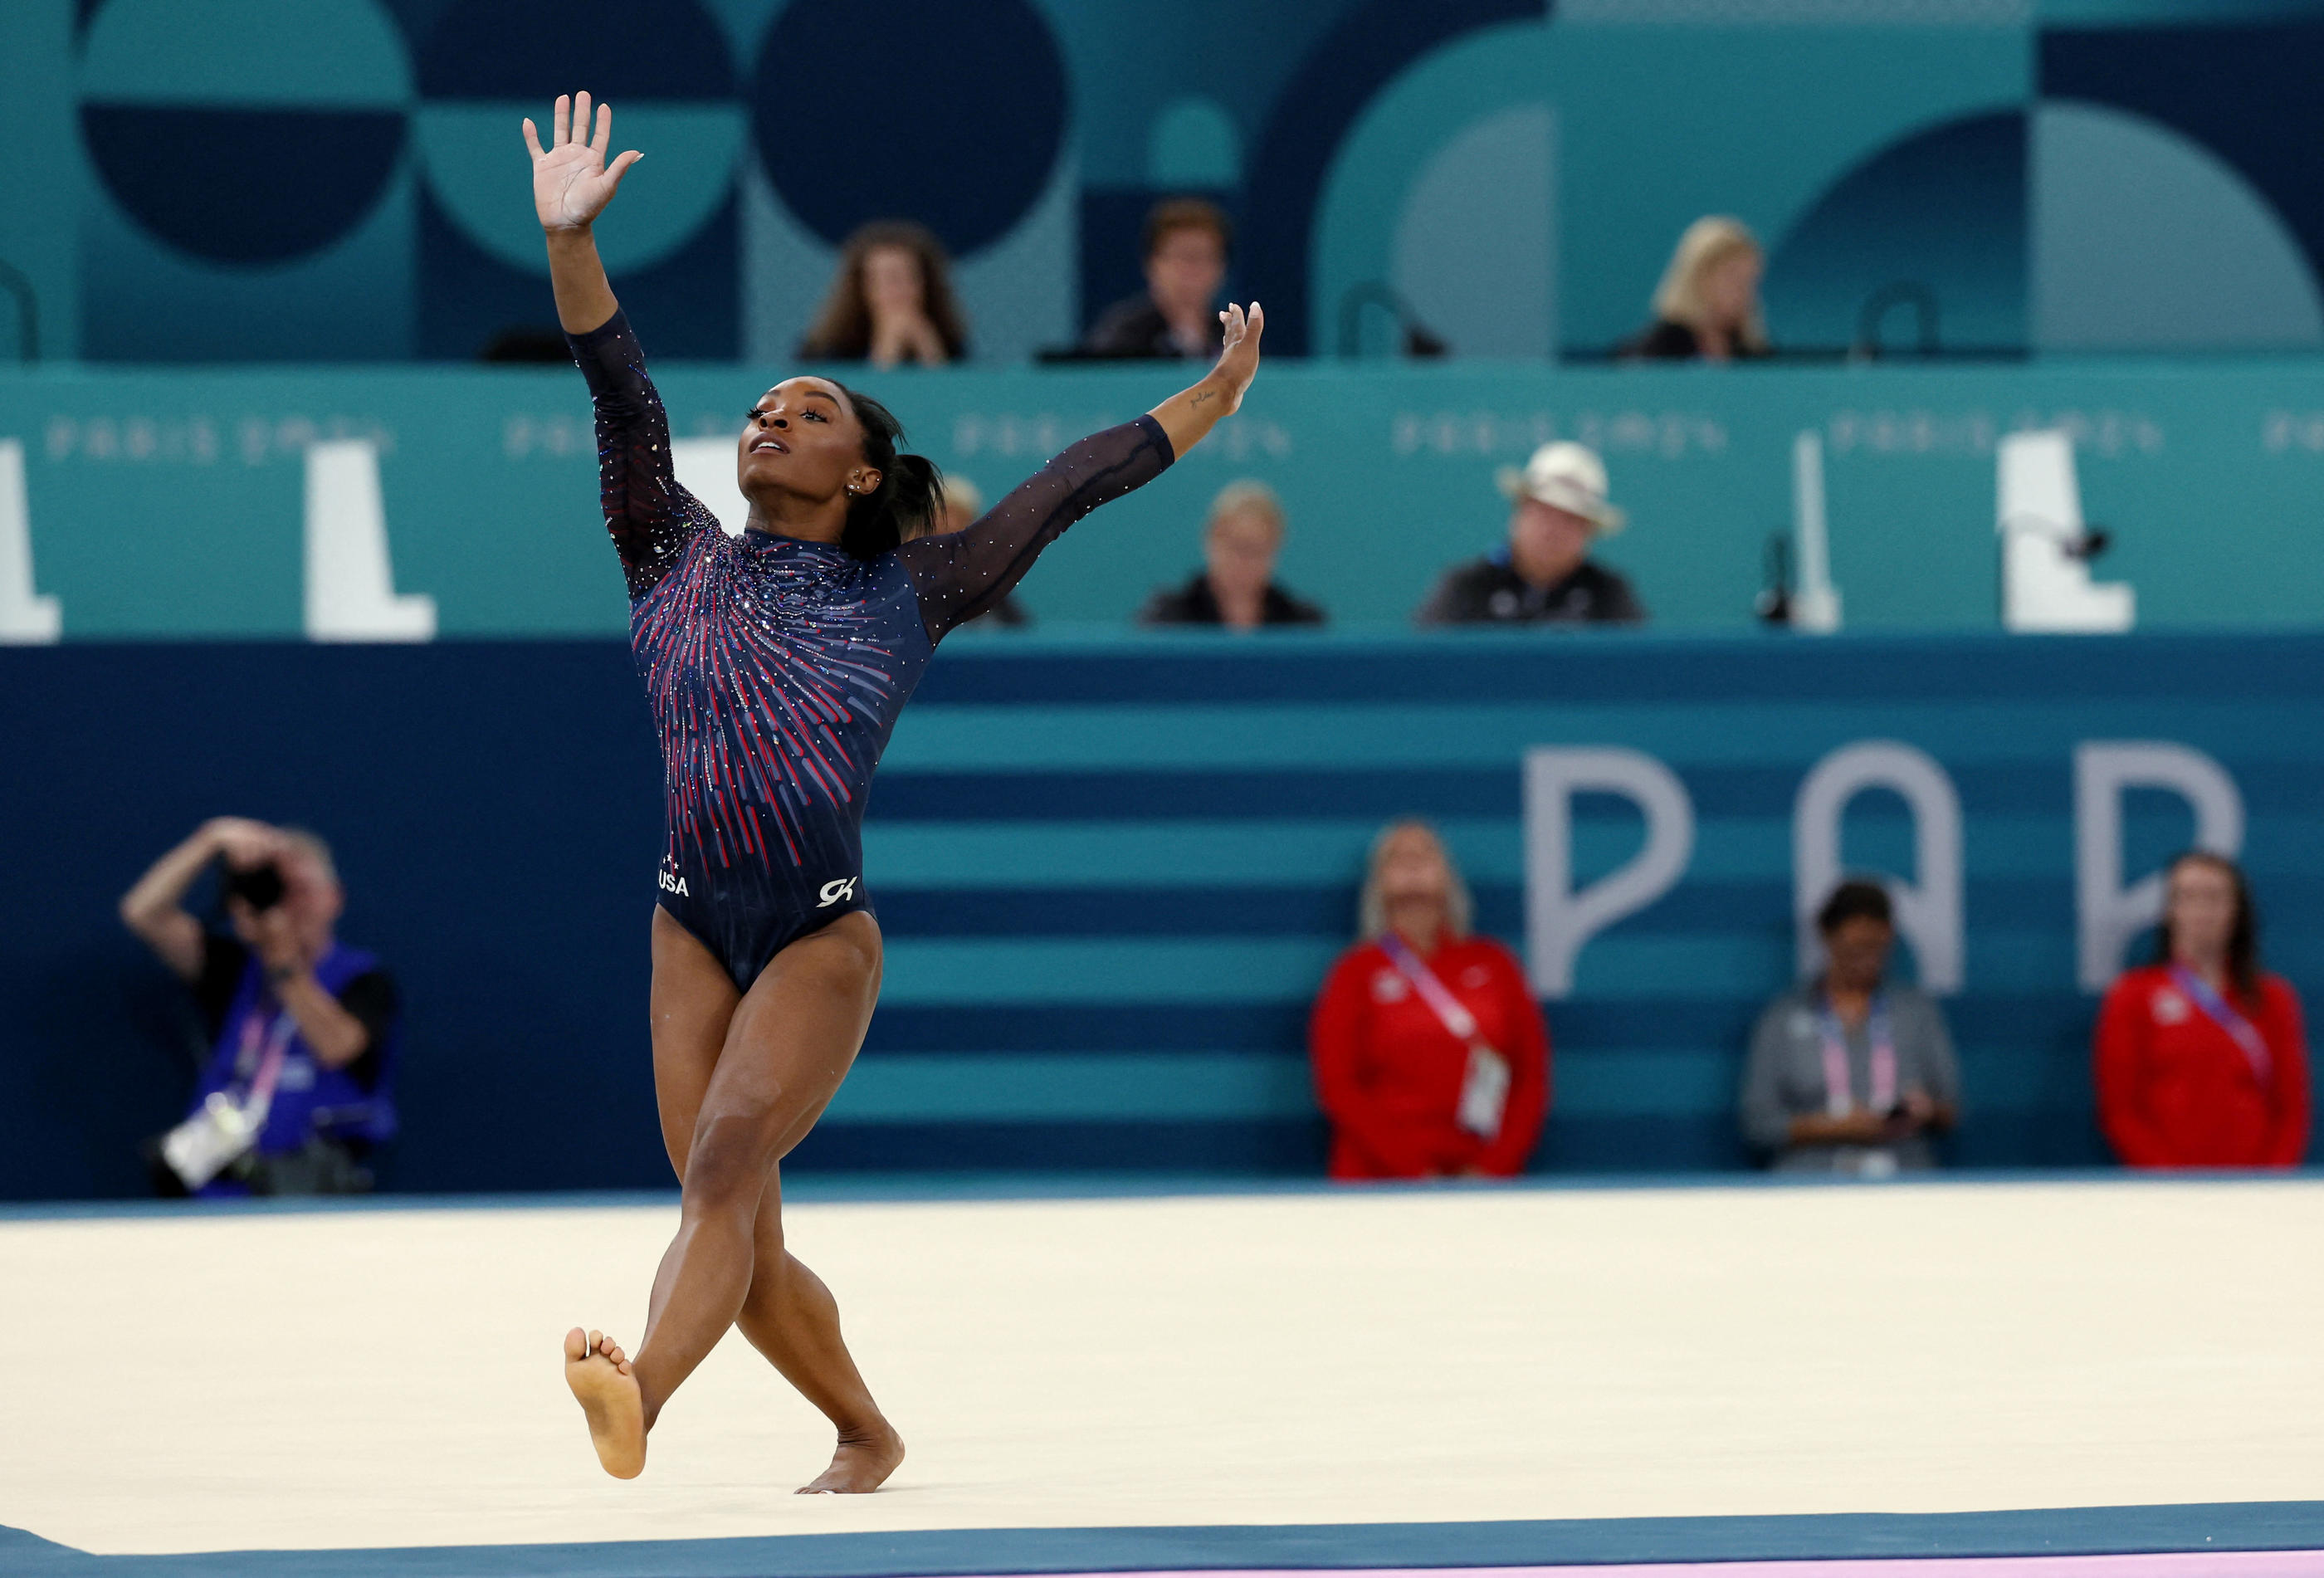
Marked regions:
[896,303,1265,641]
[1146,301,1264,459]
[525,92,715,598]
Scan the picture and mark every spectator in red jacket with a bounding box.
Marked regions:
[2096,852,2309,1168]
[1308,820,1550,1179]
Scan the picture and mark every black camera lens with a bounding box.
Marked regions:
[225,862,287,912]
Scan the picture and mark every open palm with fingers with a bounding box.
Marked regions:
[524,90,642,233]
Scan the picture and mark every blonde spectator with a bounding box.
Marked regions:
[1623,216,1770,363]
[1307,821,1550,1179]
[1139,480,1326,629]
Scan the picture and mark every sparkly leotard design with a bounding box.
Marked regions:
[572,310,1174,988]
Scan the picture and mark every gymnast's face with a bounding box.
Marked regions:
[737,377,882,509]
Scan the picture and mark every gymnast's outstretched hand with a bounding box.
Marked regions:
[522,90,639,332]
[1210,301,1265,416]
[525,90,642,232]
[1149,301,1265,457]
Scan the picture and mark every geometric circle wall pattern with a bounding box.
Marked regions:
[754,0,1067,257]
[414,0,740,279]
[2032,100,2324,353]
[81,108,408,266]
[416,0,734,99]
[413,105,745,278]
[1764,111,2029,356]
[79,0,412,266]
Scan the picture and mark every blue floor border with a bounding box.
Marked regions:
[8,1503,2324,1578]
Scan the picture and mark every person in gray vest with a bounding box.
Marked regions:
[1741,880,1960,1175]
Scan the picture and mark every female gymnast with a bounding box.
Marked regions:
[528,93,1262,1492]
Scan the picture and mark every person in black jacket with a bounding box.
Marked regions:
[1081,198,1231,361]
[1416,442,1645,627]
[1140,480,1324,629]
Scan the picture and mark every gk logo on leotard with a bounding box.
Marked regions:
[818,877,858,907]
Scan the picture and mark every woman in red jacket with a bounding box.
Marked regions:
[1309,820,1550,1179]
[2096,852,2309,1168]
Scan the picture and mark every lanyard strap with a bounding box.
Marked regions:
[1380,934,1511,1143]
[2170,965,2273,1081]
[1379,933,1484,1047]
[236,1004,299,1109]
[1819,996,1896,1117]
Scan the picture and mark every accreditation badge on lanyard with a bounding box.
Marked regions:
[1819,997,1897,1118]
[1819,996,1901,1179]
[2170,965,2273,1081]
[159,1006,297,1190]
[1379,934,1511,1141]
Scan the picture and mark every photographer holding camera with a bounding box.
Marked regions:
[120,818,400,1196]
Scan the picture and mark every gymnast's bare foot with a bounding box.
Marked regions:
[798,1420,906,1493]
[564,1326,646,1479]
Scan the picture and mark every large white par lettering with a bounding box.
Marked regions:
[0,437,60,642]
[1523,747,1695,998]
[2075,741,2243,991]
[304,439,435,641]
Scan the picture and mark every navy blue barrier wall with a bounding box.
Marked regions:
[2,632,2320,1199]
[0,643,667,1198]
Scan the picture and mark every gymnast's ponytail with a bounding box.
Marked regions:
[833,383,944,559]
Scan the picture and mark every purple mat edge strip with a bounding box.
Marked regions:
[996,1560,2324,1577]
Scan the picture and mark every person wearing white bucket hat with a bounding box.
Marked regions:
[1415,441,1646,626]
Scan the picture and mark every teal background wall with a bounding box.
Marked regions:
[13,0,2324,364]
[0,2,77,364]
[8,356,2324,635]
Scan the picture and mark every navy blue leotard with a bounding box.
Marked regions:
[571,310,1174,989]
